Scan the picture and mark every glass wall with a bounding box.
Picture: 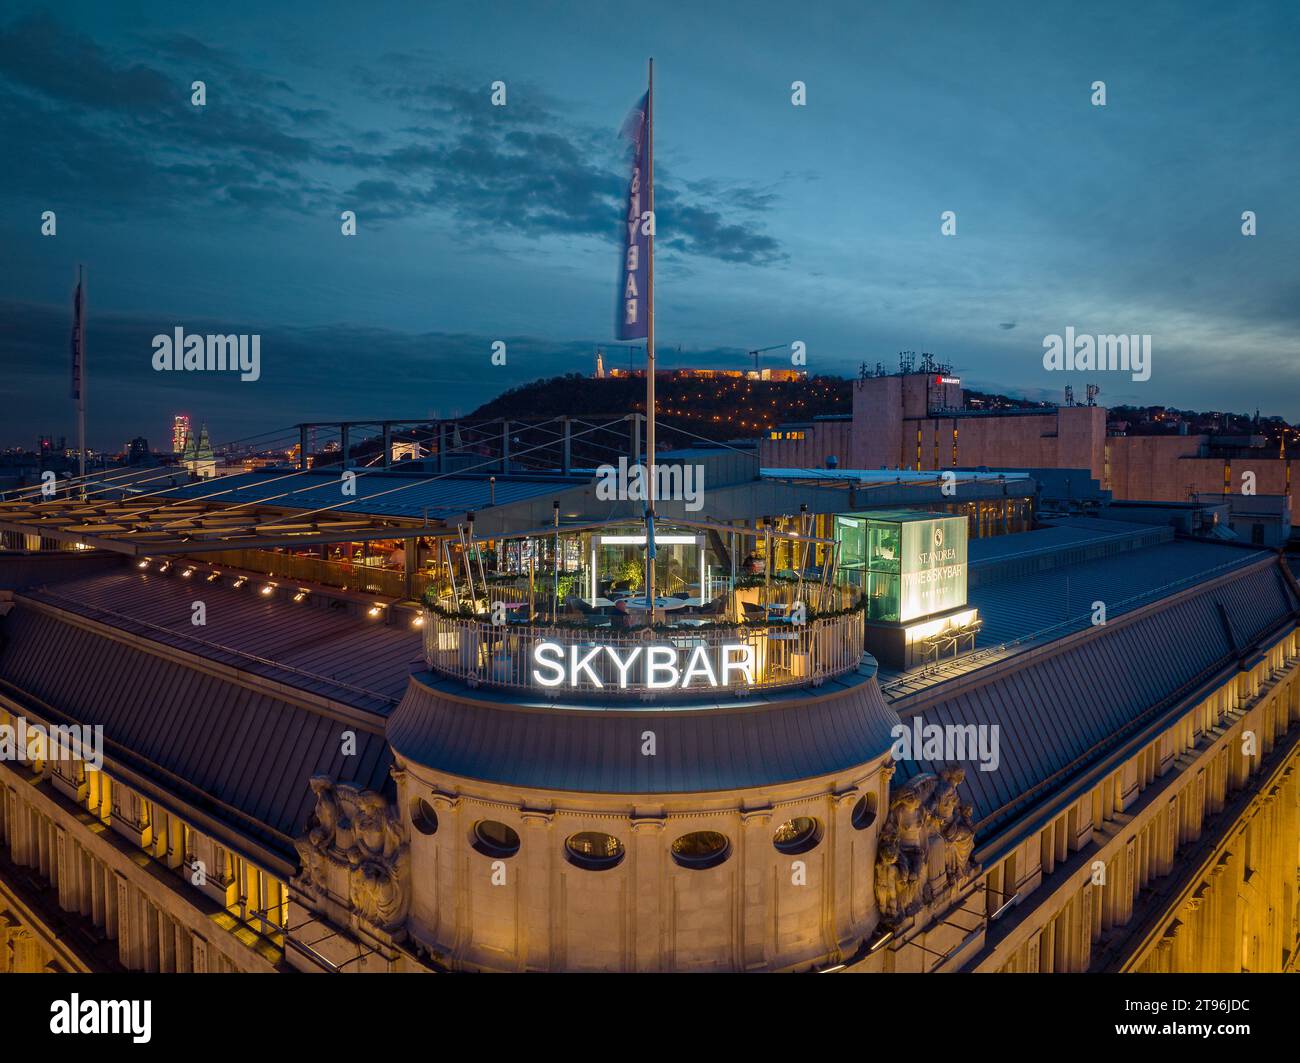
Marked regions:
[835,512,968,622]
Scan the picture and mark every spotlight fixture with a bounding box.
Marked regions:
[137,558,151,569]
[261,583,276,596]
[367,605,382,618]
[206,571,220,582]
[411,614,425,628]
[158,561,172,573]
[293,591,308,603]
[181,567,194,578]
[232,576,247,589]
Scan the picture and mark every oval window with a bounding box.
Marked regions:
[851,793,878,831]
[564,831,625,871]
[410,798,439,836]
[472,820,521,858]
[670,830,731,870]
[773,816,822,855]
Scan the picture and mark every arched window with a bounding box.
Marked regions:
[773,816,822,855]
[670,830,731,870]
[564,832,625,870]
[851,793,878,830]
[472,820,521,858]
[411,798,439,836]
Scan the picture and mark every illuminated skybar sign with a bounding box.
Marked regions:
[532,641,756,690]
[899,515,967,621]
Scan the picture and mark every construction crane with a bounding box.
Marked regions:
[748,343,787,373]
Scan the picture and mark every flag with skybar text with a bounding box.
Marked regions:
[616,91,650,341]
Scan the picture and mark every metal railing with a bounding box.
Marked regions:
[422,607,865,697]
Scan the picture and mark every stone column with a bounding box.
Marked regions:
[738,806,774,970]
[115,874,134,969]
[630,815,666,972]
[519,808,554,972]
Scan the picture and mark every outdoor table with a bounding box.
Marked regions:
[622,597,688,612]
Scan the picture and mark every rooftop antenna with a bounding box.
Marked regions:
[1086,384,1100,407]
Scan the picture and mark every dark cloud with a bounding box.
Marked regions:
[0,13,783,264]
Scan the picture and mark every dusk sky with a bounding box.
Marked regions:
[2,0,1298,450]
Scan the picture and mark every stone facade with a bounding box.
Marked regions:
[759,372,1298,518]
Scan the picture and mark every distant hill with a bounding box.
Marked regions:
[469,372,852,450]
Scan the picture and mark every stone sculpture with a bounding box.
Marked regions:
[874,767,978,925]
[293,775,410,932]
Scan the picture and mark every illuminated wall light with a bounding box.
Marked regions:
[137,558,151,569]
[232,576,247,588]
[367,605,383,618]
[158,561,171,573]
[261,583,276,596]
[411,614,425,628]
[206,571,220,582]
[293,591,308,603]
[181,567,194,578]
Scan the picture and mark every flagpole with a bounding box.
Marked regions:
[77,266,86,499]
[644,56,656,619]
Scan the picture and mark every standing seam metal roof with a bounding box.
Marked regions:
[386,664,901,795]
[893,555,1297,834]
[0,605,393,859]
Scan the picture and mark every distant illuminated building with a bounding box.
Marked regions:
[172,414,190,454]
[181,423,217,479]
[594,349,605,379]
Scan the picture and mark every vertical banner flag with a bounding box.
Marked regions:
[70,273,84,401]
[617,92,650,340]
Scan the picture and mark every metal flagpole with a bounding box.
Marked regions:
[644,56,656,621]
[75,266,87,499]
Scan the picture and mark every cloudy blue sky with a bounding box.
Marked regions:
[2,0,1297,450]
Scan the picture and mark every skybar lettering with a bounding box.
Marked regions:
[531,641,754,690]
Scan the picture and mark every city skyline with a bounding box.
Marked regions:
[3,0,1299,448]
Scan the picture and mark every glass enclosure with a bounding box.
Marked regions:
[835,511,968,622]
